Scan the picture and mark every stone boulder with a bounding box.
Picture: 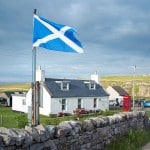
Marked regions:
[81,120,94,132]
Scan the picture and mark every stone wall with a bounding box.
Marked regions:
[0,111,149,150]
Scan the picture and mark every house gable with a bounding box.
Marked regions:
[112,86,129,96]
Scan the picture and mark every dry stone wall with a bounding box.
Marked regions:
[0,111,149,150]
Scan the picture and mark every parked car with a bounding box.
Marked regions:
[109,100,117,106]
[119,100,123,107]
[143,100,150,107]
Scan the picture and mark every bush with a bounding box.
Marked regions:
[15,114,28,128]
[45,118,60,125]
[49,114,57,118]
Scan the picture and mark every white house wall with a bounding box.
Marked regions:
[51,97,78,114]
[12,87,109,116]
[12,95,26,112]
[23,88,33,114]
[26,89,32,108]
[106,86,123,103]
[83,97,100,111]
[12,86,51,116]
[25,86,51,116]
[106,86,119,99]
[99,96,109,110]
[50,96,109,114]
[39,87,51,116]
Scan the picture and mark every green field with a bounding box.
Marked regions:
[0,83,30,93]
[101,75,150,81]
[0,106,123,128]
[0,106,51,128]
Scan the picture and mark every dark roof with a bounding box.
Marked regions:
[45,78,109,98]
[5,92,25,97]
[5,92,15,97]
[112,86,129,96]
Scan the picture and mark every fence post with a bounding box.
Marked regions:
[0,115,3,125]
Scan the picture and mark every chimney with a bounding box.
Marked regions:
[91,71,99,84]
[36,66,45,82]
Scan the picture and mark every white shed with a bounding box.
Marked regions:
[12,93,26,112]
[106,86,129,105]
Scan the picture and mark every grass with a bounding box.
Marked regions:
[145,111,150,118]
[105,110,150,150]
[43,110,123,125]
[0,106,50,128]
[0,106,122,128]
[106,129,150,150]
[0,106,24,128]
[0,83,30,93]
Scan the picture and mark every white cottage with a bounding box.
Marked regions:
[12,68,109,116]
[106,86,129,106]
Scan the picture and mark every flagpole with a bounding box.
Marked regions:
[33,9,37,89]
[31,9,39,126]
[31,12,84,126]
[32,47,36,126]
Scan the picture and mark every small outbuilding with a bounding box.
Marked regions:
[0,92,15,106]
[106,86,130,107]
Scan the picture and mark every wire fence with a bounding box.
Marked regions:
[0,115,19,128]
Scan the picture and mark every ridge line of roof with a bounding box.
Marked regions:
[45,78,93,81]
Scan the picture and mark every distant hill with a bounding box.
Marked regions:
[101,75,150,98]
[0,75,150,98]
[0,83,30,93]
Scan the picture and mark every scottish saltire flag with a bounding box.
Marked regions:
[33,15,84,53]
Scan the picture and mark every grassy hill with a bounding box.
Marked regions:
[0,83,30,93]
[0,75,150,98]
[101,75,150,82]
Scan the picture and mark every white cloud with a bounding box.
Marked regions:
[0,0,150,83]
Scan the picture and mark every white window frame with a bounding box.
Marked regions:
[22,99,26,105]
[93,98,98,108]
[78,98,82,109]
[61,82,69,90]
[62,99,67,111]
[89,83,96,90]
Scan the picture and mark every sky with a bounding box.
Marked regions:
[0,0,150,83]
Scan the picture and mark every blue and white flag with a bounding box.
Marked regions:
[33,15,84,53]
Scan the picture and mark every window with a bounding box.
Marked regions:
[84,81,96,90]
[62,82,68,90]
[93,98,97,108]
[89,83,96,90]
[22,99,26,105]
[62,99,67,111]
[61,82,69,90]
[55,81,70,90]
[78,98,82,109]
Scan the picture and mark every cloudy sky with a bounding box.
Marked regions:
[0,0,150,83]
